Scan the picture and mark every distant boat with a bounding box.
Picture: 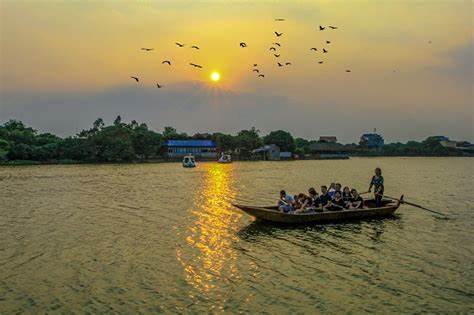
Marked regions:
[182,155,196,168]
[233,197,403,224]
[218,153,232,163]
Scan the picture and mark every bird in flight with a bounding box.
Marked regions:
[131,76,139,82]
[274,54,280,57]
[258,74,265,78]
[253,69,259,73]
[189,63,202,68]
[156,83,163,88]
[275,18,285,21]
[323,48,328,53]
[326,40,331,44]
[175,42,185,47]
[275,31,283,37]
[141,48,154,51]
[329,26,338,29]
[277,62,283,67]
[310,47,318,51]
[345,70,351,72]
[240,42,247,48]
[269,47,277,51]
[162,60,171,65]
[273,42,281,47]
[318,61,324,64]
[319,26,325,31]
[285,62,292,66]
[191,45,199,49]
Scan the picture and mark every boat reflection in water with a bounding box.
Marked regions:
[175,163,251,310]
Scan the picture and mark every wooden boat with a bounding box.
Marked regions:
[232,196,403,224]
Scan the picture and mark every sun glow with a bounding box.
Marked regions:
[210,72,221,82]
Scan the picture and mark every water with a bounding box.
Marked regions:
[1,158,473,314]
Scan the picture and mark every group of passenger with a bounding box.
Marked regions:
[277,168,385,213]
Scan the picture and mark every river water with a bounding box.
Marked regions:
[1,158,473,314]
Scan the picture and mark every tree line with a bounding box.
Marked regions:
[0,117,463,164]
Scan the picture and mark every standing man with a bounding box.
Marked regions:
[368,167,384,207]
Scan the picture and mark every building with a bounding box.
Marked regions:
[252,144,281,160]
[309,142,349,159]
[163,140,217,159]
[359,133,384,150]
[319,136,337,143]
[279,151,293,160]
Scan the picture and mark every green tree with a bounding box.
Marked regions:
[295,137,313,154]
[0,139,10,161]
[235,127,262,150]
[162,126,188,140]
[212,133,235,152]
[263,130,295,152]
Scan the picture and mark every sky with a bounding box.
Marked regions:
[0,0,472,143]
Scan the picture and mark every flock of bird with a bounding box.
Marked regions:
[130,19,349,87]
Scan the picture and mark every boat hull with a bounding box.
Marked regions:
[232,198,401,224]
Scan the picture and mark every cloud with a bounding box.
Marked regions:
[1,82,472,143]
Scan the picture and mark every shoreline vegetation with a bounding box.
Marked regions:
[0,117,471,166]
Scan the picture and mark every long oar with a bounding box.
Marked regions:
[379,194,448,218]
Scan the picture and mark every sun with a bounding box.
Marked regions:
[210,71,221,82]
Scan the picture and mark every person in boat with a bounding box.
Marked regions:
[348,189,364,209]
[308,187,320,208]
[333,183,342,199]
[368,167,384,207]
[325,191,346,211]
[294,193,312,213]
[328,183,336,198]
[318,185,332,208]
[342,186,352,203]
[278,190,295,213]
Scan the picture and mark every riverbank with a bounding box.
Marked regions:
[1,154,472,166]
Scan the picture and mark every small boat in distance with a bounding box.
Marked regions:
[233,197,403,224]
[218,153,232,163]
[182,155,196,168]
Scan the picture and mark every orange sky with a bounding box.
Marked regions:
[0,1,472,142]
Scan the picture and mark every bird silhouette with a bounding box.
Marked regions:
[258,74,265,78]
[156,83,163,88]
[240,42,247,48]
[140,48,154,51]
[273,42,281,47]
[318,61,324,64]
[269,47,277,51]
[162,60,171,65]
[285,62,292,66]
[275,18,285,21]
[275,31,283,37]
[274,54,280,57]
[191,45,199,49]
[310,47,318,51]
[189,63,202,68]
[326,40,331,44]
[175,42,185,47]
[319,26,325,31]
[131,76,139,82]
[329,26,338,29]
[323,48,328,53]
[277,62,283,67]
[253,69,259,73]
[345,70,351,72]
